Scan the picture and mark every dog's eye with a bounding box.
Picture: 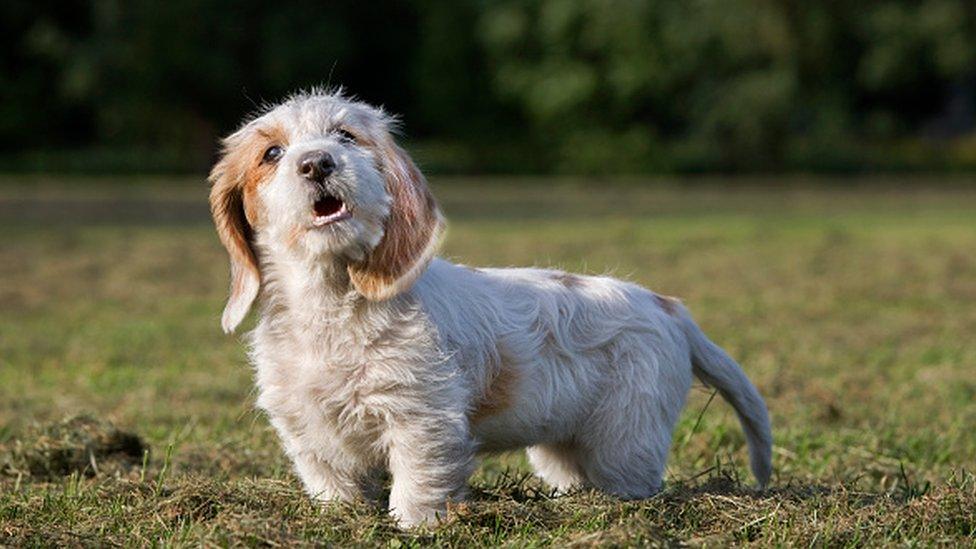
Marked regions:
[335,128,358,144]
[262,145,284,164]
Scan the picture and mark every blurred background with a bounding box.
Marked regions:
[2,2,976,545]
[3,0,976,175]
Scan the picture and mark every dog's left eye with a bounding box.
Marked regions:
[262,145,284,164]
[335,128,358,144]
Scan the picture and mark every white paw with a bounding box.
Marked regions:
[390,504,445,529]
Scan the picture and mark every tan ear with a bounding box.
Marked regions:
[209,159,260,333]
[348,140,444,300]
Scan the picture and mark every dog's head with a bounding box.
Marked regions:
[209,91,443,333]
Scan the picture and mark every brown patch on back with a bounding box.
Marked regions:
[470,365,519,423]
[551,271,585,288]
[654,294,682,316]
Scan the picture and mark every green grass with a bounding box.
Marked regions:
[2,176,975,546]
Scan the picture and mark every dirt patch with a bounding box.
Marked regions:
[1,415,147,480]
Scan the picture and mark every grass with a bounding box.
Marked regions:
[1,175,975,546]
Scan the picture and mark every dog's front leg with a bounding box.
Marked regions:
[292,450,369,504]
[386,415,475,528]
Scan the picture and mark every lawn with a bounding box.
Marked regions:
[1,176,975,546]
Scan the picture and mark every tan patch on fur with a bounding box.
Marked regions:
[209,122,288,327]
[243,126,288,228]
[285,224,304,249]
[348,139,443,300]
[654,294,682,316]
[552,271,584,288]
[211,123,288,229]
[470,365,519,423]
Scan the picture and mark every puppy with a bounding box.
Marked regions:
[209,90,772,527]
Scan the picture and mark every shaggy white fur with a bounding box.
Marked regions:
[209,90,772,528]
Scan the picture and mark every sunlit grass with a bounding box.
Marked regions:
[2,177,975,545]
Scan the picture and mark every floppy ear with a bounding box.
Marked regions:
[209,158,260,333]
[348,139,444,300]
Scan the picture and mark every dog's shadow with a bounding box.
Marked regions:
[466,467,888,513]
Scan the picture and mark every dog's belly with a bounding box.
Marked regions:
[469,356,600,452]
[471,412,553,452]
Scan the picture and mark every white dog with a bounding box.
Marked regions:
[209,90,772,528]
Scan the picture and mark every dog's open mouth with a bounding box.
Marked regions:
[312,194,350,227]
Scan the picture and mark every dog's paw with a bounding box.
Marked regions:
[390,504,446,529]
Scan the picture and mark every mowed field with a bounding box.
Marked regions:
[1,176,975,546]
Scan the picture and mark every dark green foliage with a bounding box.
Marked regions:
[1,2,975,172]
[477,0,976,173]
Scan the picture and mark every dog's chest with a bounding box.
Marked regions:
[250,310,438,457]
[255,335,377,435]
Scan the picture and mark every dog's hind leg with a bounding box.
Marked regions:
[576,423,668,499]
[576,334,692,498]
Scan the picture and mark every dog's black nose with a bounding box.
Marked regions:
[297,151,336,183]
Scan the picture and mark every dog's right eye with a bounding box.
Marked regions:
[262,145,284,164]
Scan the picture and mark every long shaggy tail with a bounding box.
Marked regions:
[680,313,772,488]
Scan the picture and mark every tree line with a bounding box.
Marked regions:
[2,1,975,174]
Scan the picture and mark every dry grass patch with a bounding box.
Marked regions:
[2,177,975,545]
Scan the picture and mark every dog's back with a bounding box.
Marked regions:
[413,259,770,491]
